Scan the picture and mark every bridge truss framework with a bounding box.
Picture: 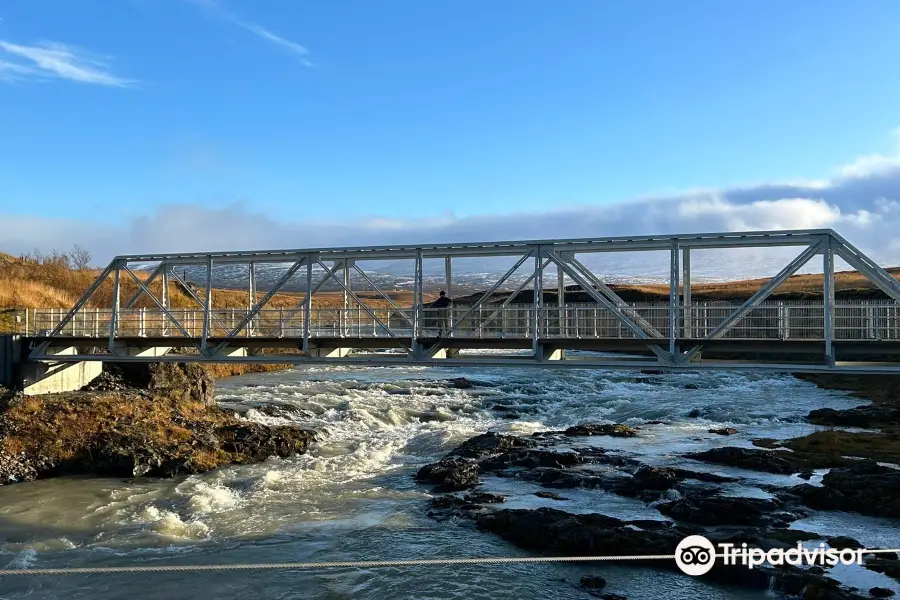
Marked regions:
[21,229,900,373]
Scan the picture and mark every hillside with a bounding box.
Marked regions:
[456,266,900,305]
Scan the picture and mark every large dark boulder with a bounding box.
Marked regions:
[447,432,536,459]
[790,462,900,518]
[658,493,801,527]
[217,423,314,462]
[807,406,900,428]
[415,457,480,492]
[564,424,638,437]
[686,447,802,474]
[102,363,215,405]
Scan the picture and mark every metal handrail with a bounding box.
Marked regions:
[14,300,900,342]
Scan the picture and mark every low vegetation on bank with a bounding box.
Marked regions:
[0,363,314,485]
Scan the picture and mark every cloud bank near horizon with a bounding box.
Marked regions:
[2,146,899,280]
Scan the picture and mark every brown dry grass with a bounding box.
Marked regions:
[616,267,900,301]
[1,392,224,462]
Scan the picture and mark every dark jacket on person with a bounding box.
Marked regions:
[432,296,451,308]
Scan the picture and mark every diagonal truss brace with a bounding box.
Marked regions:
[545,250,673,363]
[831,232,900,303]
[315,260,407,348]
[679,239,826,363]
[123,262,165,309]
[563,254,665,339]
[478,259,552,331]
[29,263,116,359]
[123,266,197,345]
[212,259,307,353]
[351,263,415,328]
[167,268,229,333]
[425,251,533,356]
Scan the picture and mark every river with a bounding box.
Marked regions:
[1,363,898,599]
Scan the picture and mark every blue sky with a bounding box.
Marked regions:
[1,1,899,265]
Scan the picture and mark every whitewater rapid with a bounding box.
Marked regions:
[1,363,896,599]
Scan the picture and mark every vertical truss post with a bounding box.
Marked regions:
[532,246,543,357]
[824,237,835,365]
[248,261,256,337]
[444,255,453,337]
[342,259,351,337]
[413,249,423,354]
[201,256,213,352]
[444,256,452,297]
[557,262,565,337]
[108,260,121,353]
[161,267,170,337]
[669,239,680,355]
[303,256,312,352]
[682,247,691,338]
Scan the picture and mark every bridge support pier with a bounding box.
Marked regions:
[307,347,351,358]
[539,346,565,361]
[21,346,103,395]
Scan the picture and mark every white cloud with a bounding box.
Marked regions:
[188,0,312,66]
[839,153,900,179]
[2,146,900,280]
[0,39,134,86]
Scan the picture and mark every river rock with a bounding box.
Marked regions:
[447,377,475,389]
[808,406,900,428]
[709,427,738,436]
[580,575,606,588]
[474,507,686,556]
[218,423,314,462]
[790,462,900,518]
[564,424,638,437]
[828,535,864,549]
[448,432,536,459]
[870,588,895,598]
[686,447,801,474]
[657,493,801,527]
[535,490,568,501]
[110,363,215,405]
[415,457,480,492]
[463,492,507,504]
[866,557,900,582]
[479,449,584,472]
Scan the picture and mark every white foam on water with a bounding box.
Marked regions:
[135,506,210,540]
[5,548,37,569]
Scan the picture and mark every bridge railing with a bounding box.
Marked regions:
[13,300,900,342]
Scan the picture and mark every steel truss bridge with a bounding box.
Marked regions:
[18,229,900,373]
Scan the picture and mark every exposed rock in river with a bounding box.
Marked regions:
[686,446,806,474]
[0,363,314,485]
[417,425,883,599]
[789,462,900,519]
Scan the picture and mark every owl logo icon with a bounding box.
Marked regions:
[675,535,716,576]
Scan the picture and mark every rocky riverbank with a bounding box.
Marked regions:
[413,373,900,600]
[0,363,315,485]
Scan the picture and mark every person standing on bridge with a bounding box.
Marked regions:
[432,290,452,336]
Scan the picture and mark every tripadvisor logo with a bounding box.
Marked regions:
[675,535,866,576]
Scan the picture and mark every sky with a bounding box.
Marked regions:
[1,0,900,273]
